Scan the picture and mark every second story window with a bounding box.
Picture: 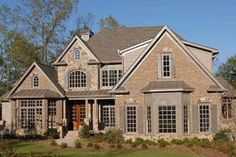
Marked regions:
[101,70,122,87]
[32,76,39,87]
[162,54,171,78]
[74,49,81,60]
[68,70,87,88]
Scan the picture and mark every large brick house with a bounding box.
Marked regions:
[1,25,236,138]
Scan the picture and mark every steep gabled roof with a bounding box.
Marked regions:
[7,62,64,98]
[111,25,226,92]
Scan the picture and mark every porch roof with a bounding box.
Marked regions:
[10,89,63,99]
[66,89,114,99]
[141,80,194,93]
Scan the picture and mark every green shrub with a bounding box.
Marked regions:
[44,128,59,139]
[116,144,123,149]
[74,139,82,148]
[94,143,100,150]
[60,142,67,149]
[105,129,124,144]
[80,124,90,138]
[48,139,57,146]
[125,139,133,144]
[141,143,148,149]
[171,139,184,145]
[157,139,170,148]
[184,137,200,147]
[134,138,145,145]
[198,138,210,148]
[144,139,156,146]
[95,132,105,142]
[87,142,94,147]
[213,129,230,142]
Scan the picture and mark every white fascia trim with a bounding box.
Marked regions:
[142,88,193,93]
[182,40,219,53]
[119,39,153,55]
[54,35,99,64]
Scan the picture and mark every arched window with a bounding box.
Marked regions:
[32,76,39,87]
[74,49,81,60]
[68,70,87,88]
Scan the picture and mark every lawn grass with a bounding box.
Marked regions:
[13,142,205,157]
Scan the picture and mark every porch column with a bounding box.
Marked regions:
[98,104,102,123]
[42,99,48,134]
[62,100,67,126]
[84,99,89,125]
[93,99,98,131]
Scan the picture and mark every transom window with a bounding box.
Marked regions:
[162,54,171,77]
[32,76,39,87]
[159,106,176,133]
[48,100,57,128]
[74,49,81,60]
[183,106,189,133]
[102,106,115,127]
[20,100,42,130]
[68,70,87,88]
[126,106,137,132]
[101,70,122,87]
[199,105,210,132]
[147,106,152,133]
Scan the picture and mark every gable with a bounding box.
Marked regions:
[54,36,98,64]
[112,26,225,92]
[8,63,64,98]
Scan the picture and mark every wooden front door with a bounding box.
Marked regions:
[72,104,86,130]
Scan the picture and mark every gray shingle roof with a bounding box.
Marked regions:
[10,89,62,99]
[66,90,113,98]
[86,26,165,62]
[141,80,194,93]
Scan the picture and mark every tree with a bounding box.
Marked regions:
[0,0,79,64]
[99,15,124,29]
[216,55,236,88]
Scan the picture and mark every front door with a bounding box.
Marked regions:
[72,104,86,130]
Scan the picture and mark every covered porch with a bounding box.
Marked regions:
[63,90,115,136]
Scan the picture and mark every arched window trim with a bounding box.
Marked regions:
[68,70,87,88]
[32,75,39,87]
[74,48,81,60]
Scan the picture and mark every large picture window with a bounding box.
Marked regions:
[68,70,87,88]
[162,54,171,78]
[48,100,57,128]
[199,105,210,132]
[102,106,115,127]
[126,106,137,132]
[159,106,176,133]
[20,100,42,130]
[101,70,122,87]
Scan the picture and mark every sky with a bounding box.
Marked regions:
[1,0,236,63]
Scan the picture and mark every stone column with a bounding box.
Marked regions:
[98,104,102,123]
[93,99,98,131]
[42,99,48,134]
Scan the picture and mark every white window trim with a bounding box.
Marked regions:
[68,70,87,88]
[125,105,137,133]
[102,105,116,128]
[198,104,211,133]
[161,53,172,78]
[32,75,39,88]
[183,105,189,134]
[74,48,81,60]
[101,69,122,88]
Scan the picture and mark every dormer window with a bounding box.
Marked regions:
[162,54,171,78]
[74,49,81,60]
[32,76,39,87]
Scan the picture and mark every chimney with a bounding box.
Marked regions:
[80,28,94,41]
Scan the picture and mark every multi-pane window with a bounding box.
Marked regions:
[101,70,122,87]
[159,106,176,133]
[20,100,42,130]
[102,106,115,127]
[69,70,87,88]
[74,49,81,60]
[183,106,189,133]
[32,76,39,87]
[126,106,137,132]
[199,105,210,132]
[147,106,152,133]
[162,54,171,77]
[48,101,56,128]
[222,98,232,119]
